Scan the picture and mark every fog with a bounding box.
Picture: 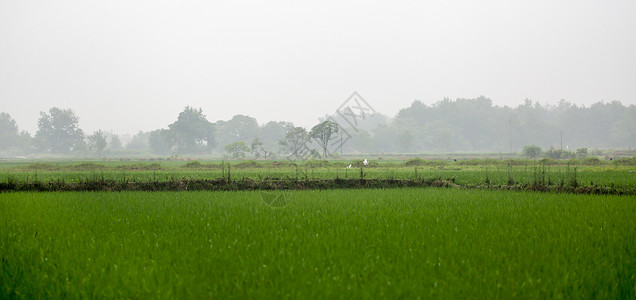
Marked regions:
[1,1,635,155]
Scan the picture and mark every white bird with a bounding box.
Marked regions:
[347,164,352,168]
[363,159,369,166]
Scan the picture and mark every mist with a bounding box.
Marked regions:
[1,0,635,156]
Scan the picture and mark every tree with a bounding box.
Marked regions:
[0,112,19,151]
[214,115,260,151]
[168,106,214,154]
[260,121,293,154]
[309,121,339,157]
[126,131,150,152]
[251,137,270,158]
[544,147,574,160]
[522,145,542,159]
[149,129,174,155]
[35,108,85,153]
[576,147,588,159]
[87,130,107,155]
[109,134,123,151]
[225,141,249,158]
[279,127,310,160]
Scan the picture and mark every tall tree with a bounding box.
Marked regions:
[109,134,123,151]
[148,129,174,155]
[260,121,293,154]
[168,106,214,154]
[309,121,340,157]
[126,131,150,151]
[87,130,108,155]
[0,112,19,151]
[250,137,270,158]
[279,127,310,160]
[35,108,84,153]
[214,115,260,150]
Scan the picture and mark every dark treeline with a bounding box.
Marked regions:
[0,97,634,157]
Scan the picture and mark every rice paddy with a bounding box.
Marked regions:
[1,159,635,298]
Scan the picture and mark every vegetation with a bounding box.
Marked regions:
[224,141,250,158]
[522,145,542,158]
[2,98,635,157]
[34,107,85,153]
[1,158,635,194]
[86,130,108,155]
[279,127,311,160]
[1,189,633,298]
[309,120,340,158]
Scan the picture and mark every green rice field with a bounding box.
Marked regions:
[1,188,634,298]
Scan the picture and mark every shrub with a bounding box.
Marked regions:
[25,163,59,171]
[235,160,261,169]
[71,163,104,170]
[522,145,542,159]
[544,148,574,160]
[581,157,602,165]
[140,163,163,170]
[184,161,203,168]
[405,158,427,166]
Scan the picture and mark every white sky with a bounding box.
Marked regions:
[1,0,635,134]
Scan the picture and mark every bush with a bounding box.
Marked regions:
[184,161,203,168]
[70,163,104,170]
[235,160,262,169]
[351,160,380,168]
[405,158,428,166]
[25,163,59,171]
[301,160,330,168]
[612,156,636,166]
[140,163,163,170]
[544,148,574,160]
[522,145,542,159]
[581,157,602,165]
[576,148,588,159]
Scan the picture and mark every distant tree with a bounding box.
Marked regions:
[260,121,293,154]
[396,129,414,153]
[309,121,339,157]
[109,134,123,151]
[522,145,542,159]
[544,147,574,160]
[214,115,260,150]
[279,127,310,160]
[126,131,150,151]
[250,137,271,158]
[0,112,19,151]
[87,130,108,155]
[14,131,34,153]
[35,108,85,153]
[168,106,214,154]
[608,109,636,148]
[576,147,588,159]
[343,128,372,154]
[225,141,249,158]
[148,129,174,155]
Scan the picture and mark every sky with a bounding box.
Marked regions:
[1,0,635,135]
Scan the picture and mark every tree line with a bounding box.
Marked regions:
[1,97,634,157]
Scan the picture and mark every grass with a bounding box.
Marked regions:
[1,189,634,298]
[1,159,635,193]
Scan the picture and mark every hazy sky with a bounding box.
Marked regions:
[1,0,635,135]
